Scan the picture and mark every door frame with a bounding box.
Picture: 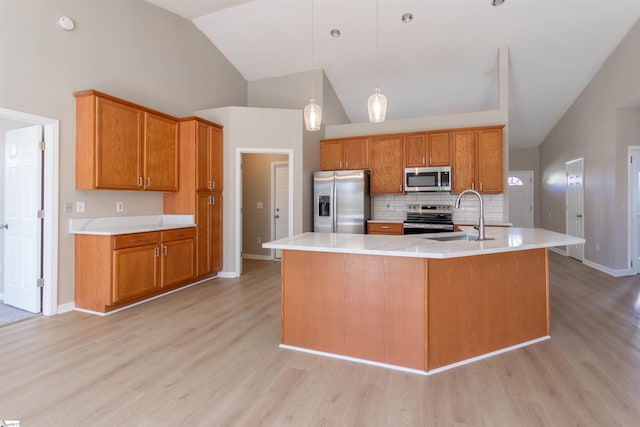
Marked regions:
[0,108,59,316]
[565,157,584,261]
[629,146,640,274]
[235,148,293,276]
[271,161,289,260]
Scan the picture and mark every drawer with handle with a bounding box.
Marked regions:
[113,232,160,249]
[367,222,403,235]
[161,227,196,242]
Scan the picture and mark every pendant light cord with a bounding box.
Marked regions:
[376,0,379,89]
[311,0,315,100]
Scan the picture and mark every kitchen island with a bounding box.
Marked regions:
[263,227,584,374]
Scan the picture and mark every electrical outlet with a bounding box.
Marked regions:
[116,202,124,213]
[64,202,72,214]
[595,242,600,251]
[76,201,85,213]
[256,202,263,209]
[257,237,262,244]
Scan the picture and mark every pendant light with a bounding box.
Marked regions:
[304,0,322,131]
[368,0,387,123]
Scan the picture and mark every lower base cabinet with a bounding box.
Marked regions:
[75,228,195,313]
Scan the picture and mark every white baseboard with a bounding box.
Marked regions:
[0,292,4,301]
[57,302,75,314]
[242,254,273,261]
[218,271,238,278]
[583,259,635,277]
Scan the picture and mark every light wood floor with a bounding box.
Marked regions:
[1,254,639,426]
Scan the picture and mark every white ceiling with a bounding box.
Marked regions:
[145,0,640,148]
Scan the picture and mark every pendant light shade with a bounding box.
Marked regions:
[304,98,322,131]
[368,88,387,123]
[368,0,387,123]
[304,0,322,132]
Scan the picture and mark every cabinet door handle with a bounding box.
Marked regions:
[381,226,389,229]
[155,247,160,257]
[339,160,343,169]
[138,177,143,187]
[131,238,144,243]
[480,182,483,191]
[163,246,168,256]
[146,177,151,187]
[208,181,212,190]
[211,196,216,205]
[472,181,475,190]
[429,156,432,165]
[422,156,425,166]
[345,160,349,169]
[212,180,216,190]
[176,233,184,237]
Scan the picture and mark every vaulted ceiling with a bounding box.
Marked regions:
[145,0,640,148]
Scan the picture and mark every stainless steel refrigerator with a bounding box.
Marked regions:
[313,170,370,233]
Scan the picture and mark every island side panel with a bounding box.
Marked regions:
[281,250,426,371]
[427,248,549,370]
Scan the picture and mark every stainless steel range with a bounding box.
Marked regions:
[403,204,454,235]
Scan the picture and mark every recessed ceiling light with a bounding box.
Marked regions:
[330,29,341,38]
[58,16,75,31]
[401,13,413,23]
[491,0,505,6]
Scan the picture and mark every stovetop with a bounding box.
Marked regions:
[405,204,453,224]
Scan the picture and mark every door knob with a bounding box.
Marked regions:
[576,214,583,218]
[0,224,7,229]
[275,215,280,219]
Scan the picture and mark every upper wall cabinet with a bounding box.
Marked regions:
[404,131,450,168]
[320,137,370,171]
[451,126,504,194]
[75,90,178,191]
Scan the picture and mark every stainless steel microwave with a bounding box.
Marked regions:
[404,166,451,192]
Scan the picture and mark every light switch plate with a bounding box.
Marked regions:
[76,201,85,213]
[116,202,124,213]
[256,202,263,209]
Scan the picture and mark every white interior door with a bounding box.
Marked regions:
[508,171,534,228]
[273,163,289,259]
[4,125,43,313]
[566,158,584,261]
[631,148,640,274]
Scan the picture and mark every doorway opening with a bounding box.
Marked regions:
[565,158,584,262]
[237,149,293,276]
[507,170,534,227]
[629,147,640,275]
[0,108,59,319]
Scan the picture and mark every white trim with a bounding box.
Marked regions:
[582,258,635,278]
[236,148,294,277]
[271,161,288,260]
[242,254,273,261]
[565,157,584,261]
[217,271,238,278]
[628,146,640,275]
[57,302,75,314]
[427,336,550,375]
[279,344,428,376]
[73,276,216,316]
[281,336,550,376]
[0,293,4,300]
[0,108,59,316]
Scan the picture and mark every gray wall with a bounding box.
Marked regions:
[248,69,350,231]
[539,18,640,271]
[0,0,247,307]
[242,153,288,257]
[509,147,541,227]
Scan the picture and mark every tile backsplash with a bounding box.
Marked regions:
[372,193,505,223]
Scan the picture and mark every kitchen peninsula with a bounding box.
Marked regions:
[264,227,584,374]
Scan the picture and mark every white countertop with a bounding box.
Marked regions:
[263,227,585,259]
[69,215,195,236]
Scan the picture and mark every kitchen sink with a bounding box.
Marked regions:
[427,234,476,242]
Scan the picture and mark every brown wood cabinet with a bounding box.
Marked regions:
[75,90,178,191]
[451,126,504,194]
[320,137,370,170]
[367,222,403,235]
[370,136,404,195]
[404,131,450,168]
[74,228,195,313]
[164,117,223,278]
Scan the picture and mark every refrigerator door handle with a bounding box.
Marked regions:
[333,178,337,232]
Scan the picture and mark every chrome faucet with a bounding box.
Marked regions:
[454,189,489,241]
